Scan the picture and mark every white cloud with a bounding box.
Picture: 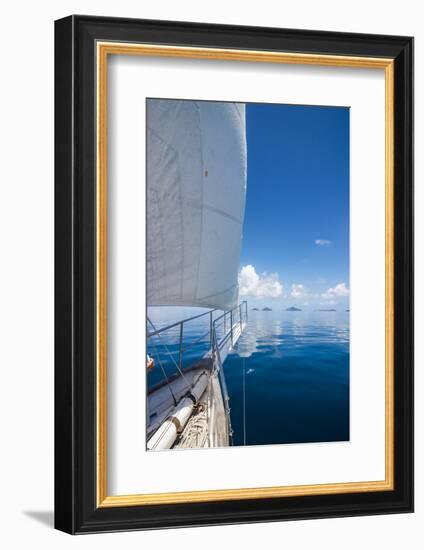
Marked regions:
[315,239,331,246]
[321,282,349,300]
[239,265,283,298]
[291,283,306,298]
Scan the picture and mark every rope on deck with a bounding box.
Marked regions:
[174,403,209,448]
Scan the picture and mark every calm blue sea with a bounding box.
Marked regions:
[147,308,349,446]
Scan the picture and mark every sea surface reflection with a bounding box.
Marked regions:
[226,309,349,446]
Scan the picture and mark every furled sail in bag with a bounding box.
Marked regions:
[147,99,247,310]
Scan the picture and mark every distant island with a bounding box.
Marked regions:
[315,308,337,312]
[286,306,302,312]
[251,307,259,311]
[262,307,272,311]
[345,309,350,312]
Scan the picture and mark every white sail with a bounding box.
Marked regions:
[147,99,247,310]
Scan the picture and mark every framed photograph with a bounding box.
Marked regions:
[54,15,413,533]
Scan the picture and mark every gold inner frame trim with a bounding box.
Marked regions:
[96,41,395,508]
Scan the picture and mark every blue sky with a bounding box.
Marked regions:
[238,103,350,309]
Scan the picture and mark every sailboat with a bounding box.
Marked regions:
[146,99,248,451]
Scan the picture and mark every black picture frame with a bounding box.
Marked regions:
[55,14,413,534]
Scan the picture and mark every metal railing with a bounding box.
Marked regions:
[147,308,217,373]
[147,301,248,374]
[211,301,248,357]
